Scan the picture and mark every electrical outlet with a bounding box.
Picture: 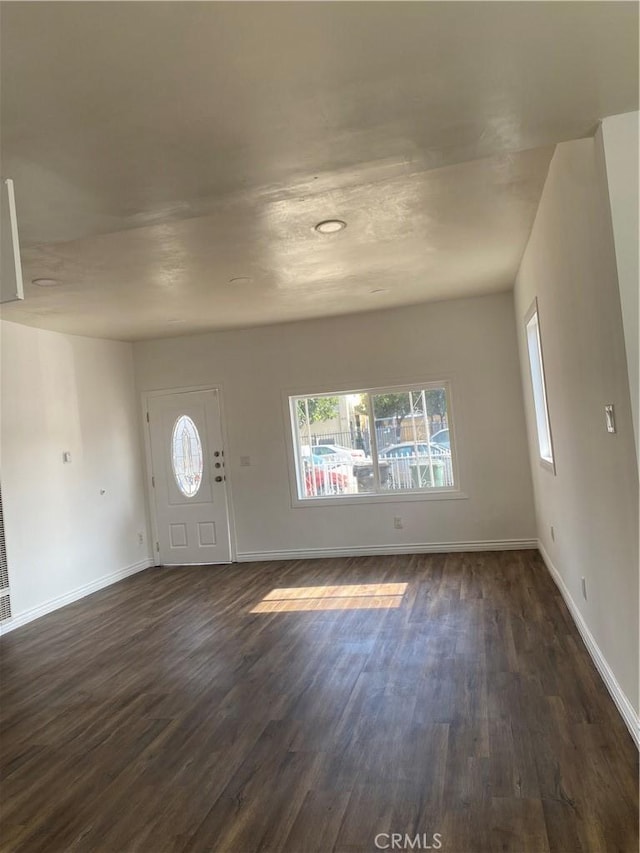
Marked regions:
[137,532,144,545]
[550,525,555,542]
[393,516,403,529]
[581,577,587,600]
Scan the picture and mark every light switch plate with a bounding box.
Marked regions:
[605,404,616,433]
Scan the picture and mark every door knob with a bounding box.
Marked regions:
[215,475,223,482]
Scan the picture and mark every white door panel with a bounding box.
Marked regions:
[148,390,231,564]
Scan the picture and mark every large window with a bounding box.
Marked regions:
[525,300,555,470]
[290,383,457,501]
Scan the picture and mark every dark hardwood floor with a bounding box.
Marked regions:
[0,551,637,852]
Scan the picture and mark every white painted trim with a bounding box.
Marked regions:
[0,558,152,636]
[538,542,639,748]
[292,491,469,508]
[282,376,466,508]
[1,179,25,303]
[236,539,538,562]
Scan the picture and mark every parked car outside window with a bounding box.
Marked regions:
[378,441,451,489]
[430,429,450,450]
[312,444,366,464]
[304,464,350,496]
[303,452,353,496]
[378,442,449,459]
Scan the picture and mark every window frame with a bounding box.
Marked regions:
[524,298,556,474]
[285,379,466,507]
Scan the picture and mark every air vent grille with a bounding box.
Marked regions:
[0,484,11,622]
[0,593,11,622]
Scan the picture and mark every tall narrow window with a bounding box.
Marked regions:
[525,300,555,470]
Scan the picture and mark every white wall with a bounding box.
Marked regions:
[514,138,639,720]
[134,291,537,558]
[0,320,150,625]
[599,112,639,467]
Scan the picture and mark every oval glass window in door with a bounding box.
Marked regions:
[171,415,203,497]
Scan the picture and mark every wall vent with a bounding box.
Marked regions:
[0,593,11,622]
[0,484,11,622]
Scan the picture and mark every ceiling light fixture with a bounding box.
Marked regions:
[314,219,346,234]
[31,278,59,287]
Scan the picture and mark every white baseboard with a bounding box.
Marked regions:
[236,539,538,562]
[0,557,153,636]
[538,542,639,748]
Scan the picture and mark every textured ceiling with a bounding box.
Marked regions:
[0,1,637,340]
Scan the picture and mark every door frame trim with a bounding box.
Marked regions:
[141,385,238,565]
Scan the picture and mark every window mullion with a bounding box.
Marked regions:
[420,390,434,487]
[366,393,381,493]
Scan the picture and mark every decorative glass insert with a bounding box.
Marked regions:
[171,415,203,497]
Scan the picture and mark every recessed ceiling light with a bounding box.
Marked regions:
[314,219,347,234]
[228,276,252,285]
[32,278,59,287]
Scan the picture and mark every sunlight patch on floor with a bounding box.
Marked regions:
[250,582,408,613]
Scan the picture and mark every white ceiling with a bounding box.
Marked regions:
[0,2,637,341]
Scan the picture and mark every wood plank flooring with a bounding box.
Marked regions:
[0,551,637,852]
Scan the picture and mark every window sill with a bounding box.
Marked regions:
[292,489,468,508]
[539,457,556,475]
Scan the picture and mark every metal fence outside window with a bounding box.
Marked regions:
[303,451,454,497]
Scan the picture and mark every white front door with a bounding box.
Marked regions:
[147,390,231,564]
